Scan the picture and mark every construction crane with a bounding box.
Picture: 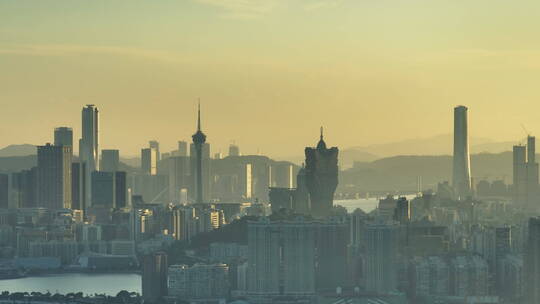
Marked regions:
[520,124,531,145]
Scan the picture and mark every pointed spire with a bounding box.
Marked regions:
[192,98,207,144]
[317,126,327,150]
[197,99,201,131]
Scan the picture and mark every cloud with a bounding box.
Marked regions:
[193,0,344,18]
[304,0,343,11]
[194,0,282,19]
[0,44,189,64]
[415,48,540,70]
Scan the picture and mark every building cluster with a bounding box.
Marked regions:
[3,104,540,304]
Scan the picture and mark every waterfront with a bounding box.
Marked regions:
[336,194,417,214]
[1,273,141,296]
[0,197,414,296]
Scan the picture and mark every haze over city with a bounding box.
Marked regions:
[4,1,540,304]
[2,0,540,157]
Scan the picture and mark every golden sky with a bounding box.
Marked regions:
[1,0,540,158]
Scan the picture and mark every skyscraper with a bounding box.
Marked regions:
[247,218,316,301]
[142,251,168,302]
[294,166,310,214]
[71,162,85,210]
[513,145,527,206]
[315,219,348,291]
[91,171,127,208]
[54,127,73,147]
[37,143,72,209]
[141,148,157,175]
[192,103,207,204]
[525,217,540,304]
[272,162,294,188]
[169,156,190,204]
[304,128,338,218]
[526,136,539,208]
[101,149,120,172]
[79,105,99,208]
[0,174,8,209]
[11,168,38,208]
[149,140,160,162]
[177,141,188,157]
[393,197,411,224]
[365,221,399,294]
[513,136,539,208]
[452,105,472,200]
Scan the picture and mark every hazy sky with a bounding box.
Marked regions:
[1,0,540,158]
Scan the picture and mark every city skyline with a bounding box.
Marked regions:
[3,1,540,157]
[0,104,535,160]
[3,1,540,304]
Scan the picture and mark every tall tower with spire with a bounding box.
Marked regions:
[192,102,207,204]
[304,127,339,217]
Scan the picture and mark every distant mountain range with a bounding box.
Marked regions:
[279,134,517,168]
[2,134,518,166]
[339,151,514,194]
[0,144,36,157]
[0,144,519,194]
[0,144,137,173]
[347,133,515,156]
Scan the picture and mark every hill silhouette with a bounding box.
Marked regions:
[339,151,513,193]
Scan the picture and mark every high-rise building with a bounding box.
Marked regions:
[149,140,160,162]
[304,128,338,218]
[229,144,240,157]
[500,254,524,301]
[71,162,85,211]
[294,166,310,215]
[513,136,539,209]
[269,188,295,214]
[37,143,72,209]
[409,256,449,299]
[494,226,512,292]
[272,162,294,188]
[142,251,168,302]
[365,221,398,294]
[247,218,316,301]
[91,171,127,208]
[11,168,38,208]
[101,149,120,172]
[315,219,348,291]
[450,255,488,297]
[54,127,73,147]
[526,136,539,209]
[378,195,397,220]
[243,163,252,199]
[171,206,196,241]
[394,197,411,224]
[168,263,229,300]
[79,105,99,208]
[452,105,472,200]
[525,217,540,304]
[141,148,157,175]
[0,174,8,209]
[168,156,190,204]
[191,103,209,204]
[177,141,188,157]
